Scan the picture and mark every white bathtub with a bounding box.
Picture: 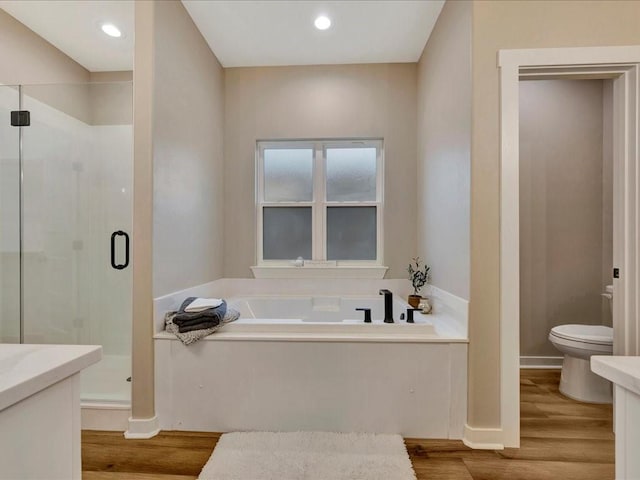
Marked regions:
[154,281,468,438]
[156,294,463,341]
[229,295,414,322]
[215,295,438,338]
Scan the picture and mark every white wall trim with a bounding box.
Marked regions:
[124,415,160,439]
[520,356,563,369]
[499,45,640,449]
[250,265,388,279]
[612,64,640,357]
[499,58,521,449]
[462,424,504,450]
[81,404,131,431]
[499,46,640,68]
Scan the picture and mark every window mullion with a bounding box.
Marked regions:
[313,143,325,260]
[377,143,384,264]
[256,145,264,264]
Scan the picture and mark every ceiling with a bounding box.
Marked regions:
[182,1,445,68]
[0,0,444,72]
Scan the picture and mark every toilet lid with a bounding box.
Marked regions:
[550,324,613,345]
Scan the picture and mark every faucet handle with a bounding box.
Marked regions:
[406,307,421,323]
[355,308,372,323]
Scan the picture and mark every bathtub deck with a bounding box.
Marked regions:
[154,305,467,343]
[82,370,614,480]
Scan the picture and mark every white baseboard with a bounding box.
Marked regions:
[520,356,563,369]
[462,424,504,450]
[81,403,130,431]
[124,415,160,439]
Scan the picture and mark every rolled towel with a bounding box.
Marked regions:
[184,297,223,312]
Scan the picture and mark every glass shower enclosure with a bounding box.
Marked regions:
[0,82,132,405]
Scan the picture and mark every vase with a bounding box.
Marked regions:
[408,294,421,308]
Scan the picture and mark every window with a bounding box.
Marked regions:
[256,139,383,268]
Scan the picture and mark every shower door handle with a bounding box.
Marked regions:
[110,230,130,270]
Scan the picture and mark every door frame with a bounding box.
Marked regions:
[498,46,640,447]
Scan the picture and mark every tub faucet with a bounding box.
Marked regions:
[379,289,394,323]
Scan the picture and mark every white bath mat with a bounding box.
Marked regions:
[198,431,417,480]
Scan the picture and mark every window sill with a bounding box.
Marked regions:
[250,265,388,279]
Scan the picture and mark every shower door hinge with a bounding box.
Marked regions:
[613,268,620,279]
[10,110,30,127]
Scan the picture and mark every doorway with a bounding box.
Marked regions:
[519,78,613,368]
[498,46,640,448]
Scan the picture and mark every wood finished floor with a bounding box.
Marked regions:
[82,369,614,480]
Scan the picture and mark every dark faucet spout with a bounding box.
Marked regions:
[379,289,394,323]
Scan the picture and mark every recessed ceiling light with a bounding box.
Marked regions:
[314,15,331,31]
[101,23,122,38]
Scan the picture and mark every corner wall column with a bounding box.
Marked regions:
[127,0,157,438]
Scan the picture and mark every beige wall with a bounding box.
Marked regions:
[0,8,92,124]
[519,80,609,357]
[152,0,225,297]
[89,71,133,126]
[224,63,417,278]
[470,0,640,428]
[0,8,89,85]
[416,0,471,300]
[0,9,132,126]
[90,71,133,83]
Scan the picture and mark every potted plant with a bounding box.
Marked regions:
[407,257,430,308]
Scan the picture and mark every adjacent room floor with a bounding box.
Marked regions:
[81,369,614,480]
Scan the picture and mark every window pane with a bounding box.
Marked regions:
[327,207,376,260]
[326,147,376,201]
[263,207,312,260]
[264,148,313,202]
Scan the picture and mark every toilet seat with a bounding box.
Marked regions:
[550,324,613,346]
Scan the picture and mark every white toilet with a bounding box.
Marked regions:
[548,285,614,403]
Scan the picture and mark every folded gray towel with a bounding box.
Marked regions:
[165,307,240,345]
[178,320,219,333]
[171,297,227,330]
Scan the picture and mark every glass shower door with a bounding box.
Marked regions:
[0,86,20,344]
[20,83,133,404]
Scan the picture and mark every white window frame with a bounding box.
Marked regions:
[254,138,385,276]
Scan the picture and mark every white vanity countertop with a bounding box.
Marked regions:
[591,355,640,396]
[0,344,102,411]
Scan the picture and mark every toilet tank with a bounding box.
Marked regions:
[604,285,613,314]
